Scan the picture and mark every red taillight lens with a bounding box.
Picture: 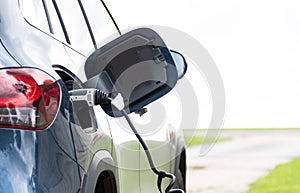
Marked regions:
[0,68,60,130]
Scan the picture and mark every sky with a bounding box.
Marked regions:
[105,0,300,128]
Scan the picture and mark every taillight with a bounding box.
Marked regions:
[0,68,60,130]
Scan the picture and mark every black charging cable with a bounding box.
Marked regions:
[69,89,184,193]
[120,109,180,193]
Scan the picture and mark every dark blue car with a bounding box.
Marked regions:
[0,0,186,192]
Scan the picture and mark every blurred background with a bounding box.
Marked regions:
[106,0,300,128]
[105,1,300,192]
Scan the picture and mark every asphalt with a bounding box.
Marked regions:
[186,130,300,193]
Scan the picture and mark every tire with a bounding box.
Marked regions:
[174,169,185,191]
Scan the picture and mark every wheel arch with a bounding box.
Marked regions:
[82,150,118,193]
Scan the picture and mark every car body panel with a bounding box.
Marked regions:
[107,116,141,193]
[0,41,21,68]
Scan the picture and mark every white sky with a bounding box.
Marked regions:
[106,0,300,128]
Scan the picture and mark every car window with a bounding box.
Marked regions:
[20,0,50,33]
[43,0,66,42]
[55,0,94,55]
[81,0,118,47]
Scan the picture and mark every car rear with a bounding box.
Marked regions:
[0,36,82,193]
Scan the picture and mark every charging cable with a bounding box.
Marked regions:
[69,89,184,193]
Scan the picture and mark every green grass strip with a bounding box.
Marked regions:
[247,157,300,193]
[184,135,230,147]
[184,128,300,131]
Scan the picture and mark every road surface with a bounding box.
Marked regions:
[186,130,300,193]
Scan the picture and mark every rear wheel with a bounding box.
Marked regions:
[174,169,185,190]
[95,171,117,193]
[174,150,186,191]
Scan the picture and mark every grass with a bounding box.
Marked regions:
[184,128,300,131]
[191,165,206,170]
[247,157,300,193]
[184,135,230,147]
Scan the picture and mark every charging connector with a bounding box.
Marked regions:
[69,89,111,106]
